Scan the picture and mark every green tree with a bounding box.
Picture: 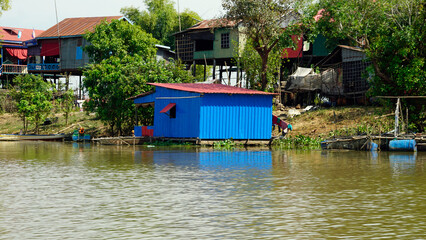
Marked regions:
[83,18,194,135]
[303,0,425,95]
[84,55,193,135]
[302,0,425,130]
[236,39,282,90]
[84,19,158,63]
[55,73,75,125]
[0,0,10,15]
[56,89,74,126]
[11,75,54,134]
[222,0,299,91]
[121,0,201,49]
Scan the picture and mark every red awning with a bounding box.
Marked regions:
[160,103,176,113]
[41,40,60,56]
[5,48,28,60]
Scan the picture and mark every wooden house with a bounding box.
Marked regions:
[130,83,276,140]
[0,27,43,87]
[316,45,370,103]
[27,16,126,76]
[284,45,371,106]
[174,19,245,82]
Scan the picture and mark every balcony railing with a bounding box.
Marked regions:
[0,64,28,74]
[27,63,60,72]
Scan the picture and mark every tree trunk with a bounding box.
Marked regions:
[260,54,269,90]
[371,58,393,85]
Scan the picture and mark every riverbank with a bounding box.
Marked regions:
[0,106,397,139]
[0,112,108,137]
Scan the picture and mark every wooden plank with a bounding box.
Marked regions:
[376,96,426,99]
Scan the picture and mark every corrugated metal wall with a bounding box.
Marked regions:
[199,94,273,140]
[134,93,156,105]
[60,37,90,70]
[153,87,201,138]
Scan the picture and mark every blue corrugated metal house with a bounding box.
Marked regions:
[131,83,276,140]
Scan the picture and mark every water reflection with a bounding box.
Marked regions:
[389,152,417,175]
[133,150,273,170]
[0,142,425,239]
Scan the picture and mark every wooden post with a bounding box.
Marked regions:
[394,98,400,137]
[228,64,232,86]
[278,65,281,104]
[224,61,230,85]
[406,107,409,133]
[212,59,216,81]
[219,65,223,83]
[135,105,138,126]
[203,62,206,81]
[236,58,240,87]
[192,61,196,77]
[65,72,70,91]
[79,75,82,99]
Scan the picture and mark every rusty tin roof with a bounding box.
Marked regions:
[38,16,124,38]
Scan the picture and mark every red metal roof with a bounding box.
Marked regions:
[0,27,44,43]
[148,83,276,95]
[38,16,123,38]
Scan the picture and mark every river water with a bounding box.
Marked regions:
[0,142,425,239]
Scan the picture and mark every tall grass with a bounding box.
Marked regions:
[272,135,323,150]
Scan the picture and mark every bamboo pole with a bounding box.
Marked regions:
[394,98,400,137]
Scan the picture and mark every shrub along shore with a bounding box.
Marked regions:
[1,106,400,148]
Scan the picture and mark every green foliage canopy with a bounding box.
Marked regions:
[303,0,425,97]
[223,0,299,91]
[237,39,282,91]
[121,0,201,49]
[83,18,194,135]
[84,19,158,63]
[84,55,194,135]
[0,0,10,15]
[302,0,425,130]
[11,75,54,134]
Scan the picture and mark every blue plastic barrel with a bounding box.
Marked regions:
[320,141,329,150]
[370,142,378,151]
[72,135,78,141]
[389,139,417,151]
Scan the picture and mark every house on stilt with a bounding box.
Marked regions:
[0,26,44,88]
[174,19,245,84]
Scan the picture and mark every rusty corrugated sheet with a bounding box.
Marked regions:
[38,16,123,38]
[184,19,239,32]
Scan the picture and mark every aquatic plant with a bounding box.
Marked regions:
[272,135,323,150]
[144,140,193,147]
[213,139,242,150]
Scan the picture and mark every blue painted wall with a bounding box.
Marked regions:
[153,87,201,138]
[199,94,273,139]
[134,92,157,104]
[134,86,273,140]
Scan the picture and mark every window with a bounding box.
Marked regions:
[76,46,83,60]
[160,103,176,119]
[221,33,230,49]
[169,105,176,119]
